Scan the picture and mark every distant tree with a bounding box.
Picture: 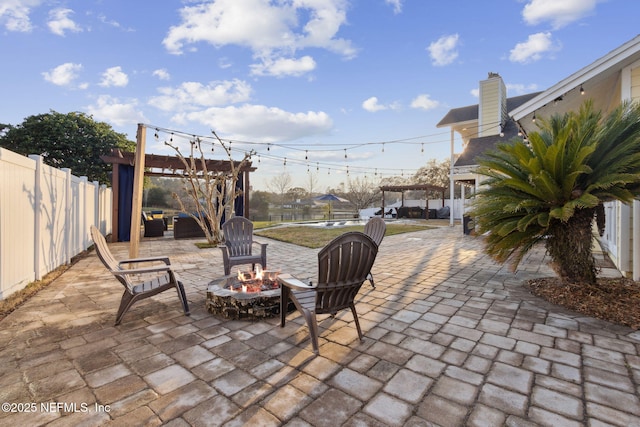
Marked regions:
[0,110,134,184]
[344,176,380,214]
[306,171,319,196]
[268,172,292,210]
[413,158,457,197]
[287,187,307,201]
[250,190,271,220]
[145,186,170,207]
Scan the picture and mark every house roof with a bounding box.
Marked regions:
[454,119,520,167]
[437,92,542,127]
[511,34,640,123]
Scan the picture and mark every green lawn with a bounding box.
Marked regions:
[255,223,435,248]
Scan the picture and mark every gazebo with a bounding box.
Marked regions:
[379,184,447,218]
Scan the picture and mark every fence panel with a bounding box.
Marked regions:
[0,149,37,299]
[32,156,73,280]
[0,148,112,300]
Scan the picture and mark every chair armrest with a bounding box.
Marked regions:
[119,256,171,266]
[113,265,172,276]
[278,274,316,290]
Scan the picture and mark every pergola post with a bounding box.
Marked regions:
[129,124,146,259]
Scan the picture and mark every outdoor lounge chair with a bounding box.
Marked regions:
[142,212,165,237]
[90,225,190,325]
[220,216,267,275]
[364,217,386,288]
[279,231,378,354]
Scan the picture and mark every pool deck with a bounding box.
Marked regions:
[1,225,639,426]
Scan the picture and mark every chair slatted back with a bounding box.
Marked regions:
[364,217,386,247]
[90,226,129,287]
[223,217,255,257]
[91,226,121,272]
[315,232,377,314]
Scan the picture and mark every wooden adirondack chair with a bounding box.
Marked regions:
[90,226,190,325]
[279,231,378,354]
[220,217,267,275]
[363,217,386,288]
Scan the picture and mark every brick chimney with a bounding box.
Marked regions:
[478,72,507,137]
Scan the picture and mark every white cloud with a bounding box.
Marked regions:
[162,0,355,76]
[42,62,85,87]
[385,0,403,14]
[47,8,82,36]
[172,104,333,143]
[86,95,147,127]
[522,0,599,30]
[97,13,134,32]
[0,0,42,32]
[470,88,479,98]
[250,55,316,77]
[428,34,459,66]
[148,79,252,112]
[509,32,558,63]
[410,94,439,110]
[152,69,171,80]
[362,97,386,112]
[99,66,128,87]
[218,57,232,69]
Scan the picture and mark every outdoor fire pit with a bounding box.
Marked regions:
[206,268,284,319]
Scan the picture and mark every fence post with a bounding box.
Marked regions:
[28,155,43,280]
[93,180,100,239]
[62,168,72,265]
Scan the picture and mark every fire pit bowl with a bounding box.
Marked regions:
[206,269,284,319]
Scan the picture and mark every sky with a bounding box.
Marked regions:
[1,0,639,192]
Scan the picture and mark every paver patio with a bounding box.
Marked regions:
[1,225,639,426]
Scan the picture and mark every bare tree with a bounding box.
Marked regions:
[166,132,253,245]
[268,171,292,210]
[306,171,318,196]
[344,176,381,215]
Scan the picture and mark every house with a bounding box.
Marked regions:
[437,34,640,279]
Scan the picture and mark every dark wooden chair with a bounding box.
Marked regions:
[364,217,386,288]
[142,212,165,237]
[90,226,190,325]
[220,217,267,275]
[279,232,378,354]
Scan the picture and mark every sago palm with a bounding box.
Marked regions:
[471,100,640,285]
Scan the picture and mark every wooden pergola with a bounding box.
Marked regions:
[101,129,256,257]
[379,184,447,217]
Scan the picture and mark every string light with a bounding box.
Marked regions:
[580,84,585,95]
[532,112,536,123]
[145,121,508,180]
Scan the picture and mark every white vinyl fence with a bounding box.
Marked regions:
[0,147,112,300]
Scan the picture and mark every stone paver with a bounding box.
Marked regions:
[0,224,639,426]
